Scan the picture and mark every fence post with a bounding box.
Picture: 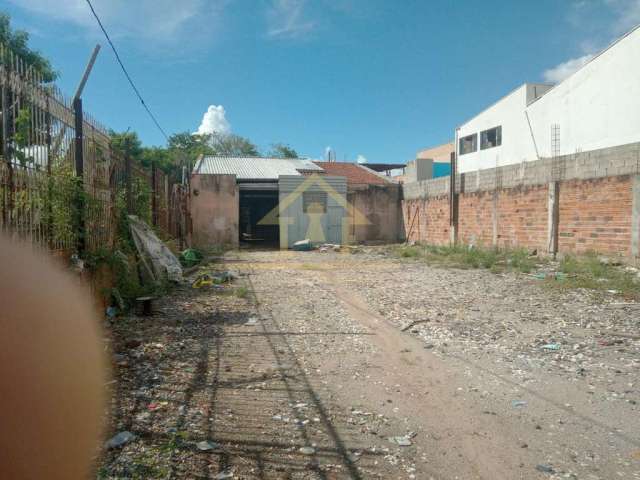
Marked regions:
[73,97,85,255]
[151,160,157,226]
[449,151,459,244]
[2,66,13,231]
[45,95,53,248]
[125,150,132,215]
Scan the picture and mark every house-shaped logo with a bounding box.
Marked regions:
[258,174,370,248]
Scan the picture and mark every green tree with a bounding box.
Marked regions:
[0,13,57,82]
[211,133,259,156]
[110,130,143,161]
[268,143,298,158]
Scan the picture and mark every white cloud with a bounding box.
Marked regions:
[543,0,640,83]
[356,154,368,164]
[543,53,594,83]
[8,0,226,47]
[195,105,230,135]
[267,0,315,38]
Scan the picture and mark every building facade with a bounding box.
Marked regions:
[456,25,640,173]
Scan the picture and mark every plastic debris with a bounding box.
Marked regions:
[511,400,528,408]
[299,446,316,455]
[292,239,312,251]
[180,248,203,267]
[214,471,234,479]
[105,431,136,449]
[197,440,220,451]
[541,343,561,350]
[388,433,415,446]
[535,464,555,474]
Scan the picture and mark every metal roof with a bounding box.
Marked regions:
[193,156,324,180]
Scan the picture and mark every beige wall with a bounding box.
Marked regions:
[190,174,239,249]
[348,184,403,243]
[417,142,454,163]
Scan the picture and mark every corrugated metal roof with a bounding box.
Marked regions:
[193,156,324,180]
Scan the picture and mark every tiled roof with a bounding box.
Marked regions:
[313,162,390,185]
[193,156,324,180]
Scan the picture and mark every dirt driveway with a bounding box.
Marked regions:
[101,249,640,480]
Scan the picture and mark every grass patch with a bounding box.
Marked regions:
[234,286,249,298]
[394,243,539,273]
[548,252,640,298]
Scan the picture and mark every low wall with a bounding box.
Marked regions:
[402,142,640,258]
[190,174,239,249]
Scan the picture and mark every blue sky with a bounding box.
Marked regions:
[3,0,639,163]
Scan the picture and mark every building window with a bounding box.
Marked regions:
[459,134,477,155]
[303,191,327,213]
[480,126,502,150]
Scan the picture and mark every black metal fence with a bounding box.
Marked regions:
[0,42,183,256]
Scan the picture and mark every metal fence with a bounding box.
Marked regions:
[0,42,184,255]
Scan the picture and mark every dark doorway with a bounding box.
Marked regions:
[239,190,279,247]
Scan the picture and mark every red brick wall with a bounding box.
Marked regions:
[496,185,548,251]
[402,176,635,257]
[402,196,449,244]
[458,191,494,247]
[558,176,633,256]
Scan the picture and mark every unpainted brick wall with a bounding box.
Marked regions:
[558,176,633,256]
[458,191,494,247]
[402,196,450,244]
[496,185,548,251]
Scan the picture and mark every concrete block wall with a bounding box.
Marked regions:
[402,141,640,258]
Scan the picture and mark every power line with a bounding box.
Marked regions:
[84,0,170,142]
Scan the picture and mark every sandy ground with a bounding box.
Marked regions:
[99,249,640,480]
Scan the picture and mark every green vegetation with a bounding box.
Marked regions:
[0,13,57,82]
[394,243,640,298]
[395,243,538,273]
[234,286,249,298]
[551,252,640,298]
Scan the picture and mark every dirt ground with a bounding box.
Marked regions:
[99,249,640,480]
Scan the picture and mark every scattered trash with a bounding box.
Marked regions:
[192,271,237,289]
[106,306,118,318]
[299,446,316,455]
[128,215,183,282]
[401,319,430,331]
[535,464,555,474]
[197,440,220,451]
[388,432,416,446]
[292,239,312,251]
[180,248,203,267]
[541,343,561,350]
[511,400,528,408]
[214,470,234,479]
[244,317,259,326]
[105,431,136,449]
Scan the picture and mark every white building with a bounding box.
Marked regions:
[456,25,640,173]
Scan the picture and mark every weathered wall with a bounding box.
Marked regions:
[349,184,403,243]
[402,142,640,259]
[402,196,450,244]
[558,176,633,256]
[190,174,239,249]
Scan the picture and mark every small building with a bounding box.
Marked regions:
[456,25,640,173]
[406,142,454,182]
[190,156,402,249]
